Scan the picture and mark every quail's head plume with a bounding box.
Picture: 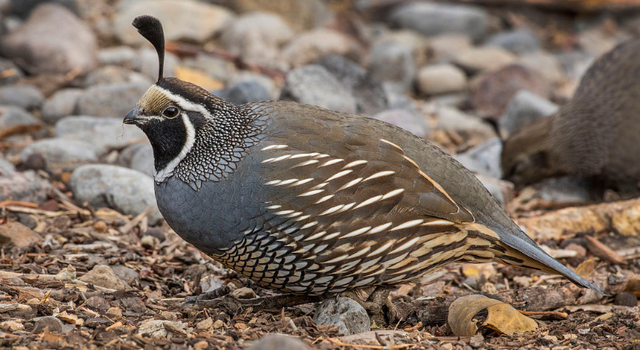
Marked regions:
[124,15,605,297]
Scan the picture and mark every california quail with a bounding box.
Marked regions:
[124,16,604,296]
[502,39,640,190]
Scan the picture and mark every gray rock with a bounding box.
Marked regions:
[228,73,278,99]
[41,88,84,123]
[314,297,370,335]
[456,138,503,179]
[318,55,387,115]
[56,116,147,155]
[98,46,137,67]
[368,40,415,94]
[429,34,473,61]
[281,28,361,68]
[554,52,596,80]
[132,47,179,81]
[517,52,564,85]
[247,334,310,350]
[10,0,78,18]
[280,65,357,113]
[0,106,40,134]
[453,47,516,74]
[114,0,234,45]
[433,106,495,142]
[182,54,236,84]
[486,28,540,54]
[0,159,15,175]
[221,12,294,70]
[20,138,98,171]
[83,66,152,88]
[476,175,514,208]
[0,58,23,86]
[417,64,467,95]
[372,109,429,138]
[70,165,162,224]
[110,265,138,286]
[228,0,331,32]
[0,85,43,109]
[390,2,489,41]
[0,171,51,203]
[75,82,149,118]
[79,265,127,291]
[32,316,64,334]
[471,64,548,118]
[215,81,271,105]
[129,143,154,176]
[0,4,97,75]
[500,90,558,136]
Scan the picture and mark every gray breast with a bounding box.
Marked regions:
[154,155,268,255]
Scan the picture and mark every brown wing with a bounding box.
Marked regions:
[218,102,503,295]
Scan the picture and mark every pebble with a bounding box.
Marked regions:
[471,64,549,118]
[280,65,357,113]
[85,317,113,328]
[0,158,15,175]
[114,0,234,45]
[0,171,51,203]
[33,316,64,334]
[534,177,593,203]
[138,319,188,337]
[313,297,370,335]
[0,106,41,135]
[0,58,23,86]
[56,116,146,155]
[453,47,516,74]
[368,40,416,94]
[118,142,154,176]
[120,297,146,314]
[390,2,489,41]
[500,90,559,136]
[231,287,257,299]
[372,109,430,138]
[221,12,294,70]
[215,81,271,105]
[429,34,473,61]
[247,334,310,350]
[456,138,503,179]
[110,264,139,285]
[10,0,79,18]
[417,64,467,95]
[433,106,496,142]
[83,65,151,88]
[0,85,43,109]
[229,0,331,32]
[486,28,541,54]
[98,46,136,67]
[78,265,127,291]
[0,4,97,74]
[69,165,162,224]
[75,82,149,118]
[20,138,98,171]
[475,175,514,208]
[517,52,565,85]
[41,89,84,123]
[0,320,24,332]
[183,54,236,84]
[281,28,361,68]
[554,52,596,80]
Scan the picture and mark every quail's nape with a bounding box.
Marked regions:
[124,15,605,297]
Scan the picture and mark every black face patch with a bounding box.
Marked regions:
[139,115,187,172]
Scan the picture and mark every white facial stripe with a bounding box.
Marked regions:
[151,86,211,183]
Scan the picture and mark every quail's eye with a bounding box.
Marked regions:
[163,106,180,118]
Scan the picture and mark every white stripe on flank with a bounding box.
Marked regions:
[261,144,288,150]
[326,169,353,181]
[363,171,395,182]
[390,219,424,231]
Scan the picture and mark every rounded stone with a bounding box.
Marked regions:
[417,64,467,95]
[313,297,370,335]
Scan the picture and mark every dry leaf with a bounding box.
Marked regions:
[448,294,538,336]
[174,66,224,91]
[576,258,599,278]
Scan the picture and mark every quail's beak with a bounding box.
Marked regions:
[123,108,144,125]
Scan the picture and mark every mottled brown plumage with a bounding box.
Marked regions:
[502,39,640,189]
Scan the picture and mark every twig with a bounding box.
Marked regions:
[119,206,155,234]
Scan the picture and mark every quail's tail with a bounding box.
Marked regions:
[495,231,608,295]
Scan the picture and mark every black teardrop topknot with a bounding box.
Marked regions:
[132,15,165,81]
